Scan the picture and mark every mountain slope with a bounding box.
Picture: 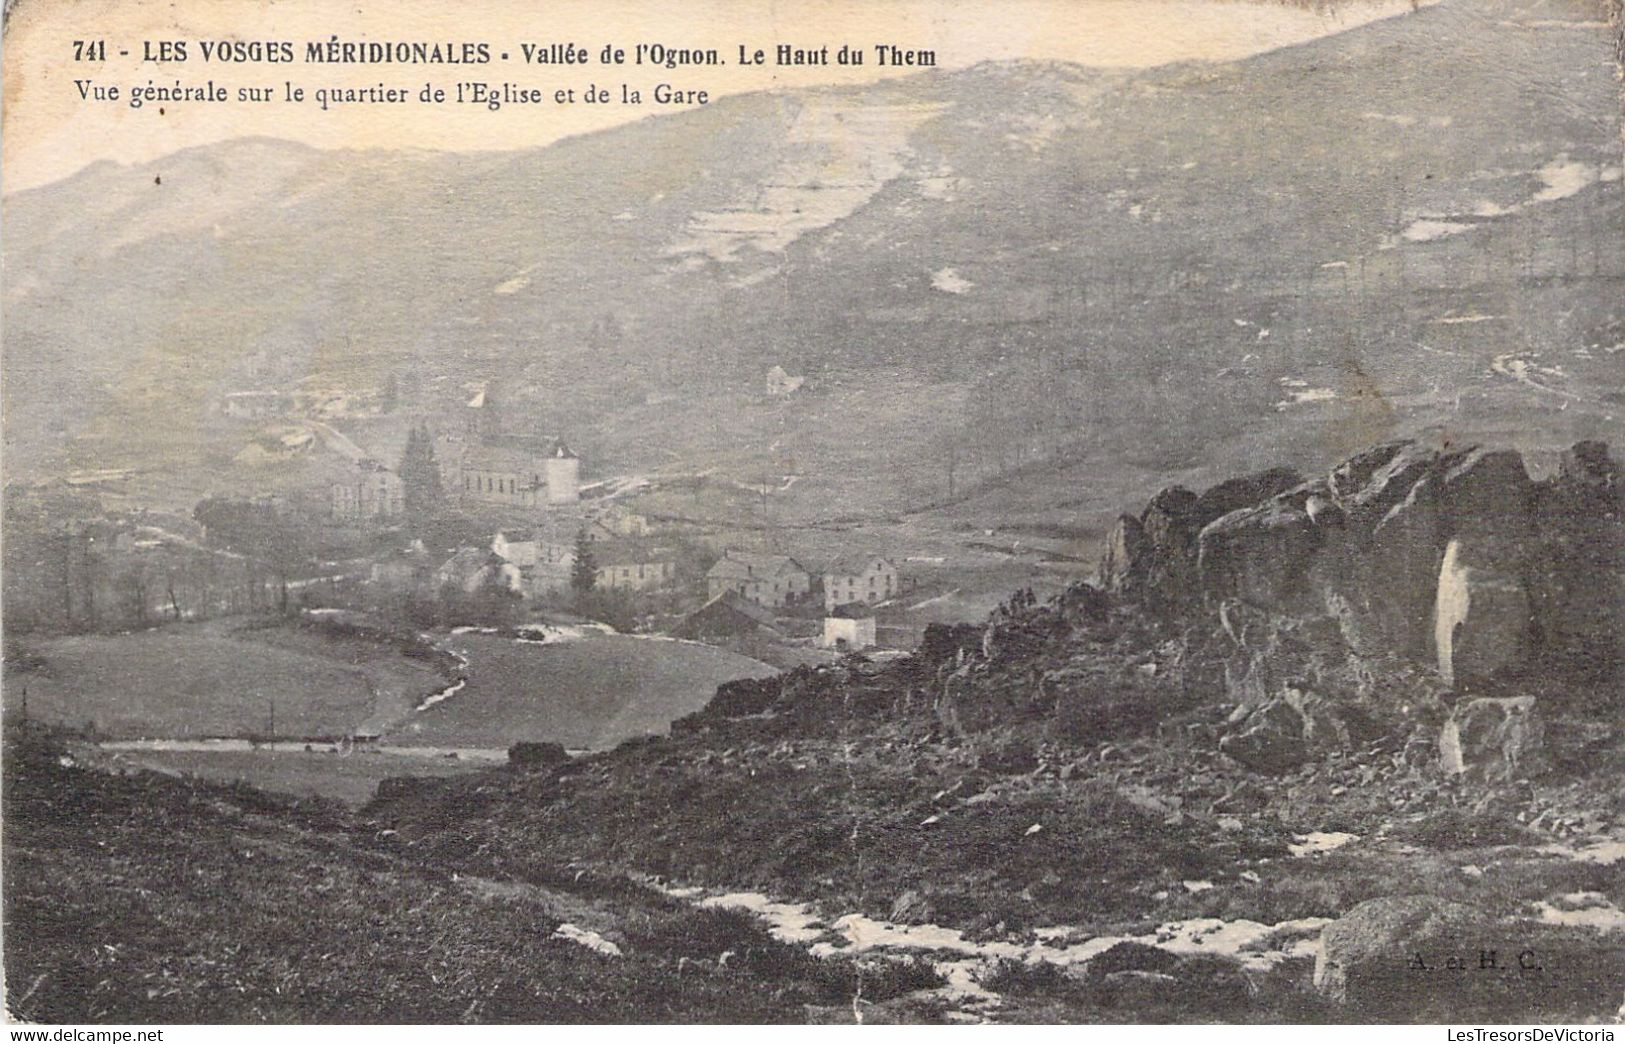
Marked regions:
[3,0,1620,533]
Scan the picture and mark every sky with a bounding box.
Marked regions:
[1,0,1427,194]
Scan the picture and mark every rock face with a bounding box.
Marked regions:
[1137,486,1203,609]
[1434,537,1533,688]
[1531,441,1625,679]
[1095,514,1148,594]
[1193,466,1303,523]
[1198,497,1323,614]
[1100,439,1622,695]
[1218,686,1370,774]
[1439,696,1546,781]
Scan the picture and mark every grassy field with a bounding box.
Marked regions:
[391,632,777,750]
[6,619,444,741]
[76,744,488,808]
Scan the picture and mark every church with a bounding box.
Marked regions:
[457,384,580,508]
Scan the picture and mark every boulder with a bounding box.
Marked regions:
[1218,698,1309,773]
[1437,447,1535,539]
[1314,896,1496,1014]
[1140,486,1201,551]
[508,740,570,769]
[1198,498,1323,612]
[1434,536,1533,688]
[1328,439,1411,503]
[1439,696,1546,781]
[1329,476,1446,659]
[1136,486,1204,610]
[1336,440,1448,531]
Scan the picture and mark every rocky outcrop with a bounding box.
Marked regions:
[1198,496,1324,614]
[1531,441,1625,679]
[1439,696,1546,781]
[1137,486,1203,609]
[1101,439,1622,696]
[1193,466,1303,523]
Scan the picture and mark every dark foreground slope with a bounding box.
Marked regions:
[0,724,941,1024]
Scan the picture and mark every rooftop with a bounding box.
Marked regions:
[707,551,809,580]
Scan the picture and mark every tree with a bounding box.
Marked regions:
[569,528,597,595]
[398,422,444,517]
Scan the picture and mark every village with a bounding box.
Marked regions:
[2,363,924,666]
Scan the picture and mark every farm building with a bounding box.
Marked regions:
[675,591,782,641]
[592,540,677,592]
[821,555,899,610]
[822,602,877,650]
[331,459,404,521]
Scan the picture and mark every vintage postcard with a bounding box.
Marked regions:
[2,0,1623,1028]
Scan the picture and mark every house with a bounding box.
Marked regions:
[675,591,782,641]
[371,541,432,590]
[491,529,541,568]
[821,555,899,611]
[706,551,811,608]
[221,390,290,420]
[596,505,653,537]
[592,540,676,592]
[509,531,675,598]
[822,601,877,650]
[765,365,806,397]
[435,548,522,595]
[331,459,404,522]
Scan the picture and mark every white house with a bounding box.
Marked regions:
[822,602,877,650]
[821,555,899,611]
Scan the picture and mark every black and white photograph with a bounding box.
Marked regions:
[2,0,1623,1027]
